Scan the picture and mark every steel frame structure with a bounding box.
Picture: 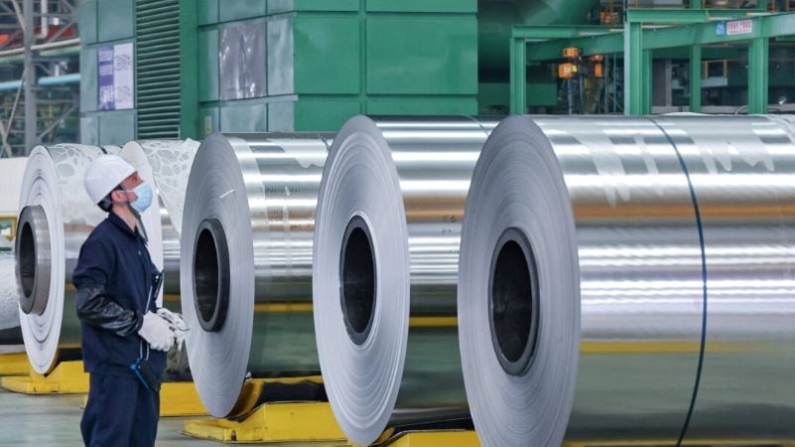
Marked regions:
[0,0,78,156]
[510,9,795,115]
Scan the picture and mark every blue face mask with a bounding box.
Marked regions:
[125,183,153,214]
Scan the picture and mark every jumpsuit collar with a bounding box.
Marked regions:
[107,210,141,240]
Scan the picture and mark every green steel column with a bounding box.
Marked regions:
[689,45,702,112]
[748,37,769,114]
[643,50,652,114]
[624,21,644,115]
[510,36,527,114]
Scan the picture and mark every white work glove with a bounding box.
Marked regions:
[137,312,173,352]
[156,308,190,350]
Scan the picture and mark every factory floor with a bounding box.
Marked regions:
[0,387,220,447]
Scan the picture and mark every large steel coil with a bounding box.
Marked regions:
[16,144,110,373]
[457,115,795,447]
[0,156,28,343]
[0,252,24,346]
[15,143,184,374]
[312,116,497,445]
[180,133,333,418]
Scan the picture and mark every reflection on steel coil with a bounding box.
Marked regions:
[312,116,497,445]
[458,115,795,447]
[180,133,332,418]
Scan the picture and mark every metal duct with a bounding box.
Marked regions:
[312,116,497,445]
[180,133,333,418]
[458,115,795,447]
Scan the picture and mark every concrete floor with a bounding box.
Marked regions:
[0,387,220,447]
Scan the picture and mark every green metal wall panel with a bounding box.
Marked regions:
[293,16,360,94]
[98,0,134,42]
[80,0,98,45]
[200,106,219,136]
[198,28,219,101]
[198,0,219,25]
[478,82,556,114]
[80,47,98,113]
[219,0,267,22]
[80,116,99,145]
[293,98,361,132]
[268,0,358,14]
[366,97,476,115]
[366,0,476,13]
[267,16,294,96]
[220,101,267,131]
[366,16,477,95]
[98,111,136,145]
[267,100,294,131]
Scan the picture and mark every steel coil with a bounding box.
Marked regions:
[180,133,332,418]
[15,144,176,374]
[312,116,497,445]
[458,115,795,447]
[0,156,27,342]
[16,144,109,373]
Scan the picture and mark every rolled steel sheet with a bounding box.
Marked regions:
[16,144,108,374]
[1,156,27,339]
[0,252,24,346]
[457,115,795,447]
[120,139,200,296]
[180,133,333,418]
[312,116,497,445]
[651,115,795,442]
[15,144,170,374]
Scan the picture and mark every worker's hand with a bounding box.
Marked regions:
[156,307,190,332]
[156,308,189,350]
[173,327,187,351]
[138,312,173,352]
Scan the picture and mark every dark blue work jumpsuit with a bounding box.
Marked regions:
[73,211,166,447]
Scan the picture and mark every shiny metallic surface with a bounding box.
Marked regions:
[313,116,497,445]
[458,115,795,447]
[16,205,51,316]
[385,116,498,407]
[651,115,795,441]
[544,116,704,442]
[181,133,332,418]
[17,144,107,374]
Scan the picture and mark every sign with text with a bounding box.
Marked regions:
[98,42,134,111]
[727,19,753,36]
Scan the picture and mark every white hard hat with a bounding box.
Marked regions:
[84,154,136,205]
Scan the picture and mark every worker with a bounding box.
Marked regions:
[73,154,187,447]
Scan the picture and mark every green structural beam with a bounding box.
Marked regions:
[510,10,795,115]
[689,45,702,113]
[748,37,769,114]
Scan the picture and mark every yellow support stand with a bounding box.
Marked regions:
[383,430,480,447]
[159,381,209,417]
[183,401,349,444]
[0,352,30,376]
[1,360,88,394]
